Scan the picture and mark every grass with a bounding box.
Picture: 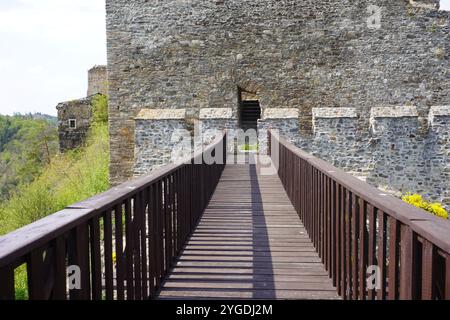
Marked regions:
[0,124,109,235]
[0,97,110,299]
[239,144,259,152]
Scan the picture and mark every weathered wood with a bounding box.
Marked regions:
[27,249,45,300]
[53,236,67,300]
[388,217,399,300]
[377,212,387,300]
[89,217,102,300]
[157,162,340,300]
[367,205,376,300]
[0,266,15,300]
[399,225,417,300]
[114,203,125,300]
[421,239,434,300]
[103,211,114,300]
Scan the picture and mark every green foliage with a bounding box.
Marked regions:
[14,265,28,300]
[0,107,109,298]
[0,122,110,236]
[240,144,259,151]
[91,94,108,126]
[0,114,58,201]
[402,193,448,220]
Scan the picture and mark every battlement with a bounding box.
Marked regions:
[299,106,450,209]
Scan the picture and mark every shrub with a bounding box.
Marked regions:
[402,193,448,220]
[0,122,109,235]
[91,94,108,126]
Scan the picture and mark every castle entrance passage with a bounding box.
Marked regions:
[239,100,261,131]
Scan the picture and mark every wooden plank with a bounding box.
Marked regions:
[335,182,341,293]
[89,217,102,300]
[157,162,340,300]
[359,199,367,300]
[27,249,45,300]
[340,185,346,298]
[124,198,134,300]
[345,189,351,300]
[388,217,399,300]
[103,211,114,300]
[140,190,148,300]
[114,203,125,300]
[377,211,387,300]
[399,225,417,300]
[0,266,15,300]
[351,193,359,299]
[367,205,376,300]
[68,224,90,300]
[148,185,156,298]
[133,194,142,300]
[421,240,434,300]
[446,254,450,300]
[53,236,67,300]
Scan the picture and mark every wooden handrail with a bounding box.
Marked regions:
[0,132,227,300]
[269,130,450,300]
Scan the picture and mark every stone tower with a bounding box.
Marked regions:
[87,65,108,96]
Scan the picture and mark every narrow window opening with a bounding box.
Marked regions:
[69,119,77,129]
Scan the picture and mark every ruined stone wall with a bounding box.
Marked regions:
[106,0,449,185]
[56,96,94,152]
[87,65,108,96]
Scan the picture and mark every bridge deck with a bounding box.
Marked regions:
[157,160,340,300]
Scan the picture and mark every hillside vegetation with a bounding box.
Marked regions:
[0,95,110,236]
[0,114,58,201]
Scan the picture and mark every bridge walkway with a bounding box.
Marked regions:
[157,159,340,300]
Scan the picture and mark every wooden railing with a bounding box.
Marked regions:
[0,132,227,300]
[269,130,450,300]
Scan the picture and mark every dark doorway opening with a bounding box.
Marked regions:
[238,88,261,131]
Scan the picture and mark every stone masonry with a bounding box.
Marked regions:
[56,96,94,152]
[87,65,108,96]
[105,1,449,208]
[57,65,108,152]
[106,0,449,185]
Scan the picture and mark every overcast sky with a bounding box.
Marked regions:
[0,0,449,116]
[0,0,106,116]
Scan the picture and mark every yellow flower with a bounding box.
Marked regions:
[427,203,449,219]
[402,193,448,220]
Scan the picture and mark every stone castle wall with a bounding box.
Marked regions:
[289,106,450,210]
[131,105,449,210]
[106,0,449,185]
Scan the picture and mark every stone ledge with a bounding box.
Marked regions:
[135,108,186,120]
[408,0,438,10]
[262,108,299,119]
[429,106,450,118]
[199,108,233,119]
[370,106,418,119]
[312,107,358,119]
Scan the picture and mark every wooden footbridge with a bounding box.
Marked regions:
[1,131,449,300]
